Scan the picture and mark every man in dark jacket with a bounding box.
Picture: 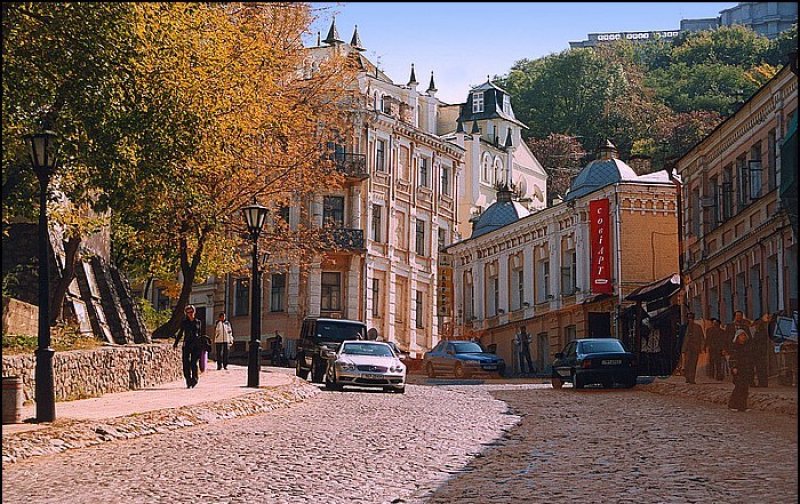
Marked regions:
[704,318,726,381]
[750,313,773,387]
[174,304,204,388]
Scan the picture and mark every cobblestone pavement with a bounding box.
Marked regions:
[3,383,796,504]
[414,384,798,504]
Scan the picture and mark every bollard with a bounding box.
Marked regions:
[2,376,24,424]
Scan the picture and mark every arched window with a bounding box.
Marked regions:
[494,158,504,186]
[481,153,492,184]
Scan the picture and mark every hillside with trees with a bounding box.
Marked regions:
[499,25,797,199]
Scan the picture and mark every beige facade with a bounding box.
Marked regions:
[447,148,679,373]
[676,64,798,322]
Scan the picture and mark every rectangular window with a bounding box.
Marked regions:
[438,228,447,251]
[709,286,719,320]
[492,277,499,315]
[419,157,429,187]
[323,196,344,227]
[517,269,525,310]
[270,274,285,312]
[464,277,474,320]
[234,278,249,317]
[371,204,382,243]
[735,272,747,314]
[415,290,424,329]
[376,139,386,172]
[441,165,450,196]
[691,186,701,236]
[278,206,290,225]
[537,260,550,303]
[321,272,341,311]
[722,279,733,322]
[709,175,720,228]
[768,129,777,191]
[415,219,426,256]
[721,165,734,221]
[736,155,748,211]
[371,278,381,317]
[503,95,511,115]
[749,142,763,200]
[565,325,577,344]
[560,249,576,294]
[472,92,484,113]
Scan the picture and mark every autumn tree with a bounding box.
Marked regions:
[2,3,140,323]
[106,3,357,339]
[526,134,587,204]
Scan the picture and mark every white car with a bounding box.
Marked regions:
[323,340,406,393]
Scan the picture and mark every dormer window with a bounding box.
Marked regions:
[472,92,484,113]
[503,95,511,115]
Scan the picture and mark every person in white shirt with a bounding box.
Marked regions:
[214,312,233,370]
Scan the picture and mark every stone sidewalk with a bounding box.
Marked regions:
[2,364,318,464]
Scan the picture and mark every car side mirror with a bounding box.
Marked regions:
[555,352,564,359]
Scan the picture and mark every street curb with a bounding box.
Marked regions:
[2,377,319,464]
[638,381,798,417]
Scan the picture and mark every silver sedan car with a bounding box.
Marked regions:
[323,340,406,393]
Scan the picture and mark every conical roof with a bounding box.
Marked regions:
[471,186,530,238]
[408,63,418,86]
[323,18,343,45]
[350,25,364,50]
[427,71,437,93]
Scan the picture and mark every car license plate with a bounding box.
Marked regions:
[364,374,384,380]
[602,359,622,366]
[482,365,497,370]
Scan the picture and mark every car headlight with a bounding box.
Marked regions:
[390,363,405,373]
[337,361,356,371]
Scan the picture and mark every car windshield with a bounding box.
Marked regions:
[315,322,367,343]
[580,340,625,354]
[341,343,393,357]
[452,342,484,354]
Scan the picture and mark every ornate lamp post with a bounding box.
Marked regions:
[24,130,60,422]
[242,199,269,388]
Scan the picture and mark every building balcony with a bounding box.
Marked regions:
[330,153,368,180]
[323,227,365,251]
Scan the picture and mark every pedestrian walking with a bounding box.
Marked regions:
[174,304,204,388]
[214,312,233,370]
[728,329,754,412]
[750,312,773,387]
[680,312,704,384]
[515,325,535,375]
[270,331,284,365]
[705,318,726,381]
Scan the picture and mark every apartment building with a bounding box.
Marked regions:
[676,63,798,323]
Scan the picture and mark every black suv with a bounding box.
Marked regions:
[296,317,368,383]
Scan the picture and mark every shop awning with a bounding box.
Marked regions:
[625,273,681,303]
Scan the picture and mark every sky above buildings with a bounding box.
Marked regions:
[308,2,737,104]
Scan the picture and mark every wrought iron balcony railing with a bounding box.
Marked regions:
[329,152,368,179]
[323,227,365,251]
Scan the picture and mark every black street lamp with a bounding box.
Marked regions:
[242,198,269,388]
[24,130,60,423]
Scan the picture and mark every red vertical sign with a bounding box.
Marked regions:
[589,199,613,295]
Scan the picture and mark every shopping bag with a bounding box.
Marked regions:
[199,350,208,373]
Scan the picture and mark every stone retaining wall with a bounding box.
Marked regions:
[1,343,182,403]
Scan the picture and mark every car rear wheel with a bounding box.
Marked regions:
[426,362,436,378]
[454,362,468,379]
[551,376,563,389]
[573,372,585,389]
[602,380,613,389]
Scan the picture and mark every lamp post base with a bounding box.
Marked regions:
[247,340,261,388]
[35,346,56,422]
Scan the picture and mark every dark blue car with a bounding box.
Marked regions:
[423,340,506,378]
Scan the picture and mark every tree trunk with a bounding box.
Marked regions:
[152,235,205,340]
[49,235,81,325]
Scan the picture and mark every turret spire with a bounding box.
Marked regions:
[426,71,437,95]
[350,24,364,51]
[323,17,343,45]
[471,120,480,135]
[407,63,418,86]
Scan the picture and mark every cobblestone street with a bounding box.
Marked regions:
[3,382,797,504]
